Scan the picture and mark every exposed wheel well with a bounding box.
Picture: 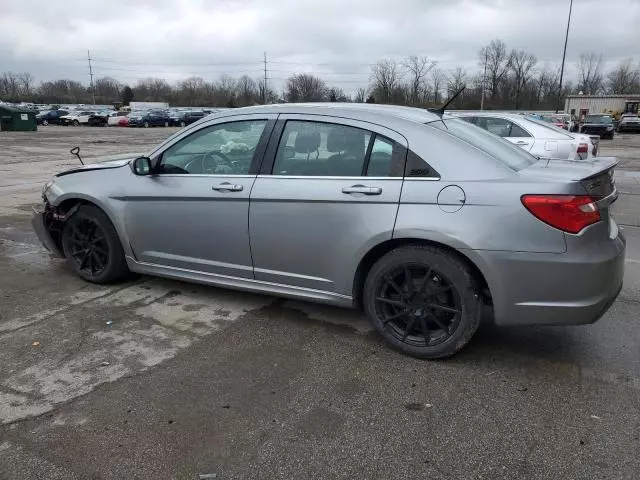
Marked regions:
[352,238,492,308]
[49,199,103,253]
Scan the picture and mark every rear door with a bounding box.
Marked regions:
[249,115,406,296]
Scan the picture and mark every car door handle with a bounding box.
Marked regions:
[515,141,529,145]
[341,185,382,195]
[212,182,243,192]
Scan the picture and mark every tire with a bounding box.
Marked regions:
[61,205,129,284]
[164,121,169,127]
[42,120,48,126]
[363,245,482,359]
[180,121,186,128]
[73,120,80,126]
[143,121,149,128]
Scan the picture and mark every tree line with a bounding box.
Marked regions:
[1,39,639,110]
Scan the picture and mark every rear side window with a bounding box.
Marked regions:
[428,118,537,171]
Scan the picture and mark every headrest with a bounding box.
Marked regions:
[327,127,366,155]
[294,130,321,153]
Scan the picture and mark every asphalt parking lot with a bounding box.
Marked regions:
[1,126,640,480]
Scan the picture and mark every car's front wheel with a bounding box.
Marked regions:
[363,245,482,359]
[61,205,129,284]
[143,121,149,128]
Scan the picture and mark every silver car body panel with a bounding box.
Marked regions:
[39,103,625,326]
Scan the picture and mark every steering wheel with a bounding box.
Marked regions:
[200,151,233,174]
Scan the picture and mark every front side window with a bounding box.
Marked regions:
[273,121,372,176]
[158,120,267,175]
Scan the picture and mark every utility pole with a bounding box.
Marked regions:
[480,48,488,111]
[87,50,96,105]
[556,0,573,113]
[263,52,268,104]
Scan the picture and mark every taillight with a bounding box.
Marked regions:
[521,195,600,234]
[577,143,589,153]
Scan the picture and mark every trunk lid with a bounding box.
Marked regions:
[518,157,616,190]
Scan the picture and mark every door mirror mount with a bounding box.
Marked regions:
[131,156,153,176]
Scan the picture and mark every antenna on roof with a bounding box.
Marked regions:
[428,86,466,116]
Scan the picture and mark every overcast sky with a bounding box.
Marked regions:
[1,0,638,94]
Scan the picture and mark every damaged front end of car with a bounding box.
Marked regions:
[31,198,80,258]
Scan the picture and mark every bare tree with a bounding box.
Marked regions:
[285,73,327,102]
[17,72,34,97]
[94,77,121,104]
[430,67,446,104]
[235,75,258,106]
[447,67,467,108]
[353,87,367,103]
[402,56,434,105]
[327,86,348,102]
[479,39,512,99]
[510,50,537,109]
[256,78,278,104]
[577,52,604,94]
[370,59,402,103]
[607,59,640,94]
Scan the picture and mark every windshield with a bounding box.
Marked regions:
[428,118,537,171]
[585,115,613,124]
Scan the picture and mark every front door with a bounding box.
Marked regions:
[249,115,406,296]
[124,114,275,278]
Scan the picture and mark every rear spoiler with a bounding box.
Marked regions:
[580,157,617,181]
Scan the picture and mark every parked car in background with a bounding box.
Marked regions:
[87,113,109,127]
[107,111,129,126]
[128,110,170,128]
[617,115,640,133]
[455,112,595,160]
[540,113,574,131]
[60,111,97,126]
[36,109,69,126]
[169,110,207,127]
[118,115,131,127]
[32,103,624,359]
[580,114,615,139]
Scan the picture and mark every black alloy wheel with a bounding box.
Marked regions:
[374,264,461,348]
[364,245,482,358]
[65,217,109,277]
[61,205,129,283]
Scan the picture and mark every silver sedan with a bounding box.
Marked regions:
[33,104,625,358]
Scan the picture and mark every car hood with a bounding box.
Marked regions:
[518,157,617,182]
[56,156,138,177]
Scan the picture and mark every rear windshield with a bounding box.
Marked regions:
[585,115,613,124]
[427,118,537,171]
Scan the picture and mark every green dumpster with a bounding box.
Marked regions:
[0,105,37,131]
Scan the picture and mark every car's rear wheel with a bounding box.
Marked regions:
[363,245,482,359]
[61,205,129,284]
[180,121,186,127]
[72,120,80,126]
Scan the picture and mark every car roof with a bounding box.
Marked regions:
[210,103,443,125]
